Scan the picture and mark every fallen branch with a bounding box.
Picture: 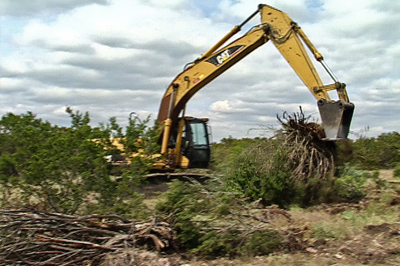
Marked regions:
[0,209,176,265]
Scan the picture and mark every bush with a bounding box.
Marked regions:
[0,109,155,218]
[226,140,295,207]
[341,132,400,170]
[195,229,282,256]
[332,164,369,202]
[222,137,337,208]
[156,180,283,256]
[156,180,204,249]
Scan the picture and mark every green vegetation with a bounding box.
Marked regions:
[333,164,370,202]
[155,179,283,256]
[1,109,400,261]
[0,109,158,218]
[336,131,400,170]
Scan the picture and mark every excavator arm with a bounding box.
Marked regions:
[156,4,354,168]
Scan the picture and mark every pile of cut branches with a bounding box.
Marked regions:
[277,108,336,181]
[0,209,176,266]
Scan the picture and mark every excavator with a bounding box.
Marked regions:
[152,4,354,170]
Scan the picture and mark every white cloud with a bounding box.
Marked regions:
[0,0,399,141]
[0,0,109,17]
[210,100,232,113]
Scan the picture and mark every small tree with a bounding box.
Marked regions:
[87,114,160,218]
[0,110,111,213]
[0,109,156,218]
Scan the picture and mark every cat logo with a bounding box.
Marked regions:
[206,45,245,67]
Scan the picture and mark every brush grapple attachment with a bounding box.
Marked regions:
[317,99,355,140]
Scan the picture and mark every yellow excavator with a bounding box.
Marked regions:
[153,4,354,170]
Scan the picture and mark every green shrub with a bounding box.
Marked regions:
[238,230,282,256]
[227,141,294,207]
[0,109,154,218]
[156,180,204,249]
[223,138,336,207]
[156,180,283,256]
[333,164,369,202]
[340,132,400,170]
[195,229,282,256]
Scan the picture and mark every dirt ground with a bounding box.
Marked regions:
[109,221,400,266]
[98,221,400,266]
[3,170,399,266]
[102,170,400,266]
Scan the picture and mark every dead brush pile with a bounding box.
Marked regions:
[277,108,336,182]
[228,108,337,206]
[0,209,177,266]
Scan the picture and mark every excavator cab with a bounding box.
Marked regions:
[167,117,211,169]
[181,117,211,168]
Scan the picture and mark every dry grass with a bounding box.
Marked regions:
[379,169,394,180]
[2,170,400,266]
[184,170,400,266]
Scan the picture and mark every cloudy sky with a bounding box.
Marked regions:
[1,0,399,141]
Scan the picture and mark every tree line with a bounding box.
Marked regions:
[1,109,399,214]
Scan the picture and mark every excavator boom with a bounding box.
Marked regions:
[156,4,354,169]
